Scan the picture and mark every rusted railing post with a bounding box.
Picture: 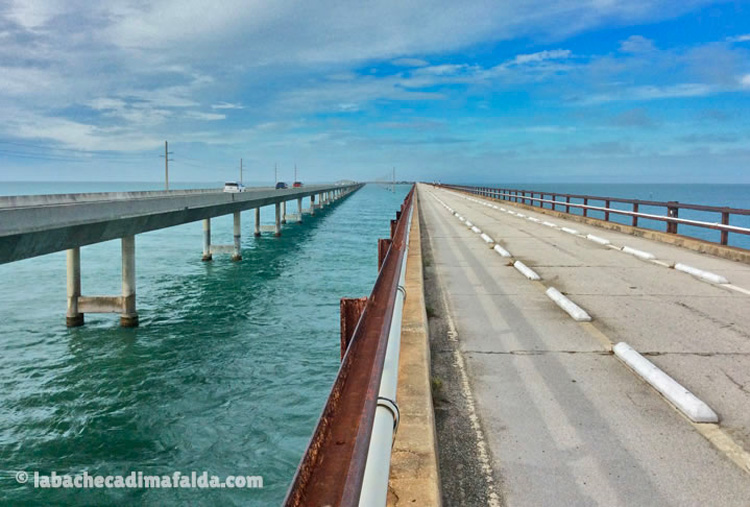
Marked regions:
[604,200,610,222]
[583,198,588,217]
[721,211,730,245]
[667,202,679,234]
[565,196,570,214]
[378,239,392,269]
[632,203,639,227]
[340,297,368,359]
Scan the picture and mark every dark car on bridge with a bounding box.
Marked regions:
[275,182,288,189]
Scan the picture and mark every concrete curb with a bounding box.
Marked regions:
[388,191,442,506]
[674,263,729,284]
[586,234,610,246]
[545,287,592,322]
[449,192,750,265]
[513,261,541,280]
[493,244,512,258]
[623,246,656,260]
[561,227,579,235]
[613,342,719,423]
[480,233,494,244]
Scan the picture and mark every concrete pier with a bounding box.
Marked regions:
[202,218,212,261]
[274,202,282,237]
[281,201,287,225]
[310,195,316,215]
[255,208,261,237]
[66,247,83,327]
[297,198,303,223]
[120,235,138,327]
[232,211,242,261]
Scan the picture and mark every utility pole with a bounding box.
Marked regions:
[392,166,396,193]
[240,158,243,184]
[294,164,297,182]
[161,141,174,191]
[274,163,278,184]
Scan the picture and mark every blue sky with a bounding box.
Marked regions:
[0,0,749,183]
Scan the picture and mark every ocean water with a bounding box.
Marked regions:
[0,182,409,505]
[472,183,750,249]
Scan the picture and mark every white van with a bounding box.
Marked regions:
[223,181,246,193]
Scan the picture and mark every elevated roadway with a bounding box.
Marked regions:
[419,183,750,506]
[0,184,361,264]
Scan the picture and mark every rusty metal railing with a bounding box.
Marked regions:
[284,185,415,507]
[442,184,750,248]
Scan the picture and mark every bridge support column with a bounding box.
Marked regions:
[232,211,242,261]
[297,197,303,223]
[120,235,138,327]
[310,195,315,215]
[254,208,261,237]
[66,247,83,327]
[281,201,287,224]
[274,202,281,237]
[202,218,212,261]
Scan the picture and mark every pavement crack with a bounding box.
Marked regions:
[721,369,750,395]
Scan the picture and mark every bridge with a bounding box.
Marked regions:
[0,183,361,327]
[2,181,749,505]
[416,183,750,505]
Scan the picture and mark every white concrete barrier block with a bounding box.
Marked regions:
[514,261,541,281]
[545,287,592,322]
[480,233,494,244]
[542,221,557,228]
[674,263,729,285]
[623,246,656,260]
[517,213,527,218]
[465,221,473,227]
[493,244,512,257]
[471,226,482,234]
[561,227,579,235]
[613,342,719,423]
[586,234,611,246]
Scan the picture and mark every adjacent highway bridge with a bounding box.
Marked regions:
[0,183,361,327]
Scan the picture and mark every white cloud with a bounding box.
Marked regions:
[740,74,750,87]
[211,102,244,110]
[185,111,226,121]
[619,35,655,53]
[584,83,716,104]
[509,49,572,66]
[727,34,750,43]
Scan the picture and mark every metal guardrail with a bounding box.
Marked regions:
[443,185,750,247]
[284,185,415,507]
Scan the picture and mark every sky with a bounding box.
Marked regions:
[0,0,749,184]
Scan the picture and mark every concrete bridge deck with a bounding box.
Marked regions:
[0,184,360,264]
[419,184,750,505]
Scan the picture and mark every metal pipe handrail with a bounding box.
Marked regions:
[285,185,416,507]
[359,198,413,507]
[443,184,750,247]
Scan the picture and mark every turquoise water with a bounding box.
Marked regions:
[471,183,750,249]
[0,182,409,505]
